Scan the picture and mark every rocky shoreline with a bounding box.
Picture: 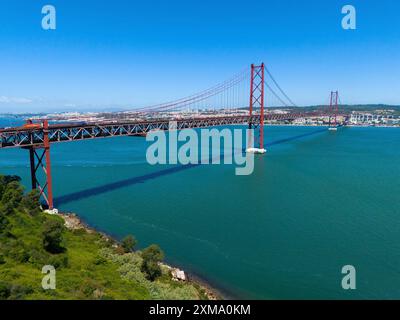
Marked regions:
[47,209,222,300]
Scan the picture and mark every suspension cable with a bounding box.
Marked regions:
[264,81,290,107]
[264,66,298,107]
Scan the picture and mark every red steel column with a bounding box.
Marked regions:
[329,91,333,126]
[329,91,339,127]
[249,64,255,127]
[259,63,265,150]
[334,91,338,126]
[43,120,54,209]
[248,63,265,149]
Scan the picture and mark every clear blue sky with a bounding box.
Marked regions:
[0,0,399,112]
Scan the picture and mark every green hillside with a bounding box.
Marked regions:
[0,175,210,300]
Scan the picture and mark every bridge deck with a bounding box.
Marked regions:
[0,113,335,149]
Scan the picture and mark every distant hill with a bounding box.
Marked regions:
[238,105,400,115]
[281,104,399,112]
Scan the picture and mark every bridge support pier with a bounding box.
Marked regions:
[27,120,54,210]
[328,91,339,130]
[248,63,266,153]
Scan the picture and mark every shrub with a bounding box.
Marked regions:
[48,254,69,269]
[121,235,137,253]
[0,282,11,300]
[1,181,24,211]
[42,219,66,254]
[141,244,164,262]
[0,175,21,185]
[0,214,9,234]
[114,246,125,255]
[0,175,21,199]
[93,255,107,265]
[21,190,41,216]
[140,244,164,281]
[141,260,162,281]
[8,240,30,263]
[28,248,49,266]
[78,279,103,299]
[0,282,34,300]
[11,248,30,263]
[9,284,34,300]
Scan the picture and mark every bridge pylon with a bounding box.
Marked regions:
[328,91,339,131]
[248,63,266,153]
[26,120,54,210]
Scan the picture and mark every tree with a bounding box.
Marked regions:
[141,260,161,281]
[0,175,21,200]
[21,190,41,216]
[140,244,164,281]
[2,175,21,184]
[141,244,164,261]
[42,219,65,254]
[0,210,9,234]
[1,181,24,215]
[121,235,137,253]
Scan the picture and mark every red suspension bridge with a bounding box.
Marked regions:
[0,63,346,209]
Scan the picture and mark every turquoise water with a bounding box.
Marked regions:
[1,120,400,299]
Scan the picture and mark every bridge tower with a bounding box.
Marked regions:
[248,63,266,152]
[328,91,339,131]
[26,120,54,210]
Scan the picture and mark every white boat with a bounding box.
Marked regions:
[246,148,267,154]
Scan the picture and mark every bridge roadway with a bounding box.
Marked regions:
[0,112,335,149]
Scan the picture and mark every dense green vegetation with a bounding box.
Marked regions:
[0,175,210,300]
[141,244,164,281]
[121,235,137,253]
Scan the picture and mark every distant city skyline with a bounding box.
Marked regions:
[1,0,400,112]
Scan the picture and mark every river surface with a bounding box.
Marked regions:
[1,117,400,299]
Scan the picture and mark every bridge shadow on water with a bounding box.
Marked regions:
[55,127,328,206]
[266,127,327,147]
[54,164,200,206]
